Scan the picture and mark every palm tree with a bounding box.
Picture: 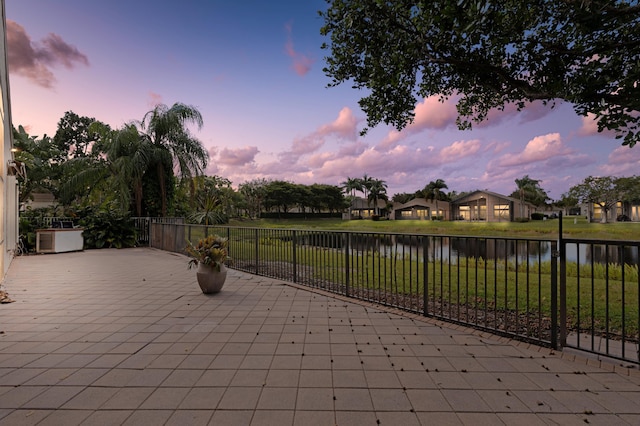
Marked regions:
[108,124,152,216]
[137,103,209,216]
[424,179,448,219]
[360,174,373,199]
[367,178,388,216]
[512,175,548,219]
[59,123,150,214]
[340,176,363,198]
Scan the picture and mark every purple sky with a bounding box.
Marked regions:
[7,0,640,201]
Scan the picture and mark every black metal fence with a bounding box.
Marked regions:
[149,222,639,365]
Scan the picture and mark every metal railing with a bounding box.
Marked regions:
[149,222,639,365]
[561,238,640,363]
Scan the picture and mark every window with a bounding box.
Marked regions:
[493,204,509,221]
[459,205,470,220]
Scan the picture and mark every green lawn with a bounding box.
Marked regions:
[229,216,640,241]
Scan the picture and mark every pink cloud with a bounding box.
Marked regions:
[578,113,600,136]
[599,145,640,176]
[318,107,358,141]
[379,96,458,149]
[284,23,314,76]
[577,112,618,138]
[494,133,571,168]
[7,20,89,88]
[147,92,163,108]
[439,140,481,162]
[379,97,554,149]
[277,107,359,165]
[477,100,554,128]
[218,146,259,166]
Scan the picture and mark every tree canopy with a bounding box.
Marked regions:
[320,0,640,145]
[568,176,620,223]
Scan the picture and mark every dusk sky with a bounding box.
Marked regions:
[7,0,640,200]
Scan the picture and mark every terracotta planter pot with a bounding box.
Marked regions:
[196,263,227,294]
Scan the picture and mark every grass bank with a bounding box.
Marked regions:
[229,216,640,240]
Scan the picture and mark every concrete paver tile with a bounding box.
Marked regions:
[62,387,119,409]
[91,368,138,387]
[299,369,333,387]
[165,409,213,426]
[54,354,101,369]
[125,368,172,387]
[441,389,493,412]
[218,386,262,410]
[231,369,268,387]
[20,385,84,409]
[300,355,332,370]
[23,354,71,369]
[146,354,187,369]
[177,354,213,369]
[406,389,452,412]
[369,388,413,411]
[85,353,129,369]
[2,368,48,386]
[250,410,295,426]
[416,412,463,426]
[38,409,93,426]
[209,409,254,426]
[296,388,335,411]
[195,369,235,387]
[139,387,190,409]
[333,388,373,411]
[209,354,244,369]
[456,412,510,425]
[512,390,571,413]
[582,389,640,414]
[100,387,155,410]
[429,371,472,389]
[335,411,378,426]
[160,369,204,387]
[496,413,549,425]
[121,409,173,425]
[265,369,299,387]
[293,410,336,426]
[476,389,531,413]
[257,387,297,410]
[177,387,224,409]
[240,355,273,369]
[376,411,421,426]
[0,409,52,426]
[537,413,609,426]
[332,369,367,388]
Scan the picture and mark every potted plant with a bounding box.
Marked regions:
[186,234,231,294]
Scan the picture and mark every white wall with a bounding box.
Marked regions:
[0,0,17,279]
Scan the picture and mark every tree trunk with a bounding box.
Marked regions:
[157,162,167,217]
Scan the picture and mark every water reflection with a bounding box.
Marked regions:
[349,234,639,266]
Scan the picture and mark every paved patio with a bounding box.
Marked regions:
[0,248,639,426]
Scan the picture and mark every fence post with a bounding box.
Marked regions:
[423,236,429,317]
[558,211,567,347]
[292,230,298,284]
[550,239,558,349]
[344,232,350,298]
[255,228,259,275]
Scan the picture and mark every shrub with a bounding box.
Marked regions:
[531,212,545,220]
[78,207,137,249]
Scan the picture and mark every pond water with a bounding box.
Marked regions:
[348,235,640,266]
